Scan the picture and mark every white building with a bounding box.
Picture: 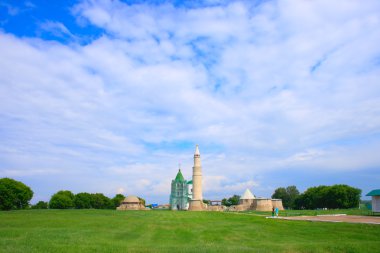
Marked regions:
[366,189,380,213]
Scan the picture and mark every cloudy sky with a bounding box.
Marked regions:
[1,0,379,204]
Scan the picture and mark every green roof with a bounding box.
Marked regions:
[175,169,185,182]
[366,189,380,196]
[186,180,193,184]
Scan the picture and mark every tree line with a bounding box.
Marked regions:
[221,195,240,206]
[0,177,145,210]
[48,190,129,209]
[0,177,362,211]
[219,184,361,210]
[272,184,361,209]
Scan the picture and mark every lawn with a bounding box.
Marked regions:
[0,209,379,253]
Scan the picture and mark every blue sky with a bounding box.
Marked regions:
[1,0,380,204]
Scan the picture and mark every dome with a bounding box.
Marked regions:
[123,195,140,203]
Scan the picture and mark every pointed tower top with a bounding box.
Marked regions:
[195,144,200,155]
[240,188,255,200]
[175,169,185,182]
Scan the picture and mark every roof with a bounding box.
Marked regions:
[240,188,255,200]
[175,169,185,182]
[187,180,193,184]
[123,195,140,203]
[366,189,380,196]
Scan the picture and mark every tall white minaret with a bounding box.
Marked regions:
[189,144,204,211]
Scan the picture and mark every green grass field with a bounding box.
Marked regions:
[0,209,379,253]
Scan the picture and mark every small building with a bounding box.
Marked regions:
[117,195,145,210]
[366,189,380,213]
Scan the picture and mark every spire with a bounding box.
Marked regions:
[240,188,255,200]
[175,169,185,182]
[195,144,200,155]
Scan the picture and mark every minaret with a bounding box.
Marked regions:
[189,144,204,211]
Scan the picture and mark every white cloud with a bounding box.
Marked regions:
[40,21,76,39]
[1,0,380,203]
[287,149,325,162]
[116,187,125,194]
[204,175,259,194]
[1,168,61,177]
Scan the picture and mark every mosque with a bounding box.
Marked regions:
[116,144,283,211]
[169,168,192,210]
[117,145,205,211]
[169,145,284,212]
[169,145,206,211]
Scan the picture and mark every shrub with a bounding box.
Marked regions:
[32,201,48,209]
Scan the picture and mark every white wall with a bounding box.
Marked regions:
[372,196,380,212]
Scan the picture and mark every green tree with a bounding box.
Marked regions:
[294,185,361,209]
[272,187,288,207]
[272,186,300,209]
[203,199,211,205]
[31,201,48,209]
[222,195,240,206]
[286,185,300,209]
[294,195,305,209]
[324,184,361,209]
[74,193,92,209]
[49,190,75,209]
[297,185,328,209]
[90,193,112,209]
[0,178,33,210]
[111,194,125,208]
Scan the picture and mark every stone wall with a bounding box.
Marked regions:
[117,203,146,210]
[251,198,273,211]
[224,198,284,212]
[271,199,284,210]
[207,205,225,211]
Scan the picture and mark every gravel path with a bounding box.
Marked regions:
[275,215,380,225]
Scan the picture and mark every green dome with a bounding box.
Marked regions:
[175,169,185,182]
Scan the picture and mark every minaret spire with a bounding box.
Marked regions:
[195,144,200,156]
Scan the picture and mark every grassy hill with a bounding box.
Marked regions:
[0,209,379,253]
